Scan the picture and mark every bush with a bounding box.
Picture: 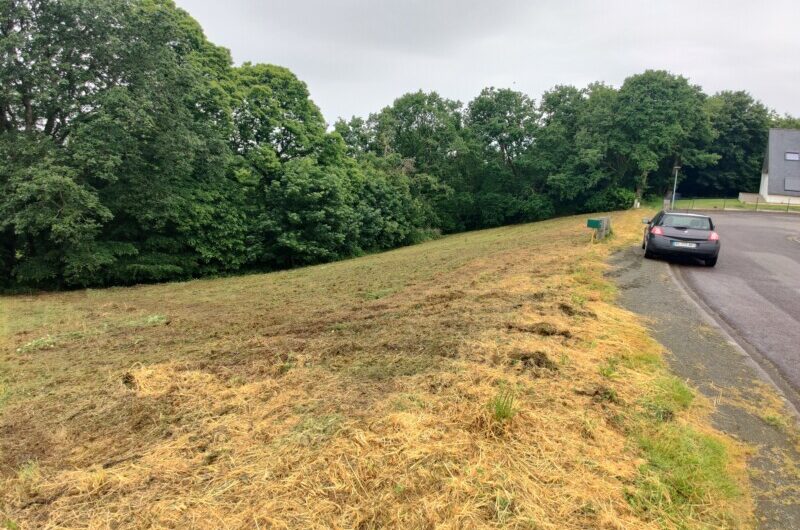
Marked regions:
[518,193,555,222]
[584,187,635,213]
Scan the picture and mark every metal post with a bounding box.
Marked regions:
[670,165,681,210]
[691,198,695,211]
[755,195,759,211]
[723,198,727,210]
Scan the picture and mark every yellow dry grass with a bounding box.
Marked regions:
[0,210,751,529]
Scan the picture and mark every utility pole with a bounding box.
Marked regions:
[671,165,681,211]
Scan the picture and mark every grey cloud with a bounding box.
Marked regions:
[176,0,800,123]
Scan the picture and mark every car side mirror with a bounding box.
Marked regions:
[642,218,650,225]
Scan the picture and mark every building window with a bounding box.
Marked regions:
[786,152,800,161]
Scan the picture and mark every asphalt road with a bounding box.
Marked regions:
[667,211,800,400]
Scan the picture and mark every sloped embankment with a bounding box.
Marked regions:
[1,210,751,528]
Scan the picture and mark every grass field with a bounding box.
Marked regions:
[1,210,751,529]
[672,197,800,213]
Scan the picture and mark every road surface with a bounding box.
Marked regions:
[668,211,800,400]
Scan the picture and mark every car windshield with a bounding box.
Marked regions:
[660,215,711,230]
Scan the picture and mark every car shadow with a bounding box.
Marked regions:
[647,253,710,268]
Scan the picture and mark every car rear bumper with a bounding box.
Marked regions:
[647,235,719,258]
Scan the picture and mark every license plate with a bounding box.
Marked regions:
[672,241,697,248]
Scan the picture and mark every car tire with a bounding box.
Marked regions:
[643,239,654,259]
[705,257,717,267]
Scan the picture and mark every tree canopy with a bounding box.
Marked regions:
[1,1,795,289]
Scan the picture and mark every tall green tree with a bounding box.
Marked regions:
[615,70,717,201]
[0,136,112,286]
[258,156,358,267]
[371,91,462,175]
[231,63,327,160]
[770,114,800,130]
[353,92,465,231]
[463,87,553,226]
[1,0,248,286]
[684,91,769,195]
[466,88,538,180]
[533,85,586,200]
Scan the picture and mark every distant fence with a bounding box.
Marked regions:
[670,196,800,214]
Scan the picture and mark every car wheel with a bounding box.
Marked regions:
[643,239,654,259]
[705,257,717,267]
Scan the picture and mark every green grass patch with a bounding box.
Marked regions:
[628,423,739,527]
[15,334,57,353]
[345,355,436,381]
[626,376,742,526]
[598,357,620,379]
[673,197,800,213]
[359,288,397,300]
[489,389,516,423]
[761,412,790,430]
[492,491,515,522]
[619,350,663,372]
[641,377,695,422]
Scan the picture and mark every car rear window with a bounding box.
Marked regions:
[660,215,711,230]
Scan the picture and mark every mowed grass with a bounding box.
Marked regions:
[0,210,751,529]
[673,197,800,213]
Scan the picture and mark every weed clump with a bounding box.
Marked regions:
[489,389,516,423]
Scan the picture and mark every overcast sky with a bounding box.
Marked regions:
[175,0,800,124]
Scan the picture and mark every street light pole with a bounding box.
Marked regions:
[671,165,681,211]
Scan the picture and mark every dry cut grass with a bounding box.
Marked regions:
[0,210,752,529]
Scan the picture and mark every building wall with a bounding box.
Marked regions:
[767,128,800,197]
[760,192,800,205]
[759,172,769,198]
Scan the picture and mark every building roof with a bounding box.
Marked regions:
[763,128,800,197]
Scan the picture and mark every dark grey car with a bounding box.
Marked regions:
[642,211,720,267]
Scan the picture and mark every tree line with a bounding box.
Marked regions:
[1,0,797,289]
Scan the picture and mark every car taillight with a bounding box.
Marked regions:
[650,226,664,236]
[708,231,719,241]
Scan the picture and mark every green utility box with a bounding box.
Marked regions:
[587,217,611,240]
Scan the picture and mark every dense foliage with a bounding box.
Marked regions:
[1,0,796,289]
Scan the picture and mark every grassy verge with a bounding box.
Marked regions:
[0,210,751,528]
[673,197,800,212]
